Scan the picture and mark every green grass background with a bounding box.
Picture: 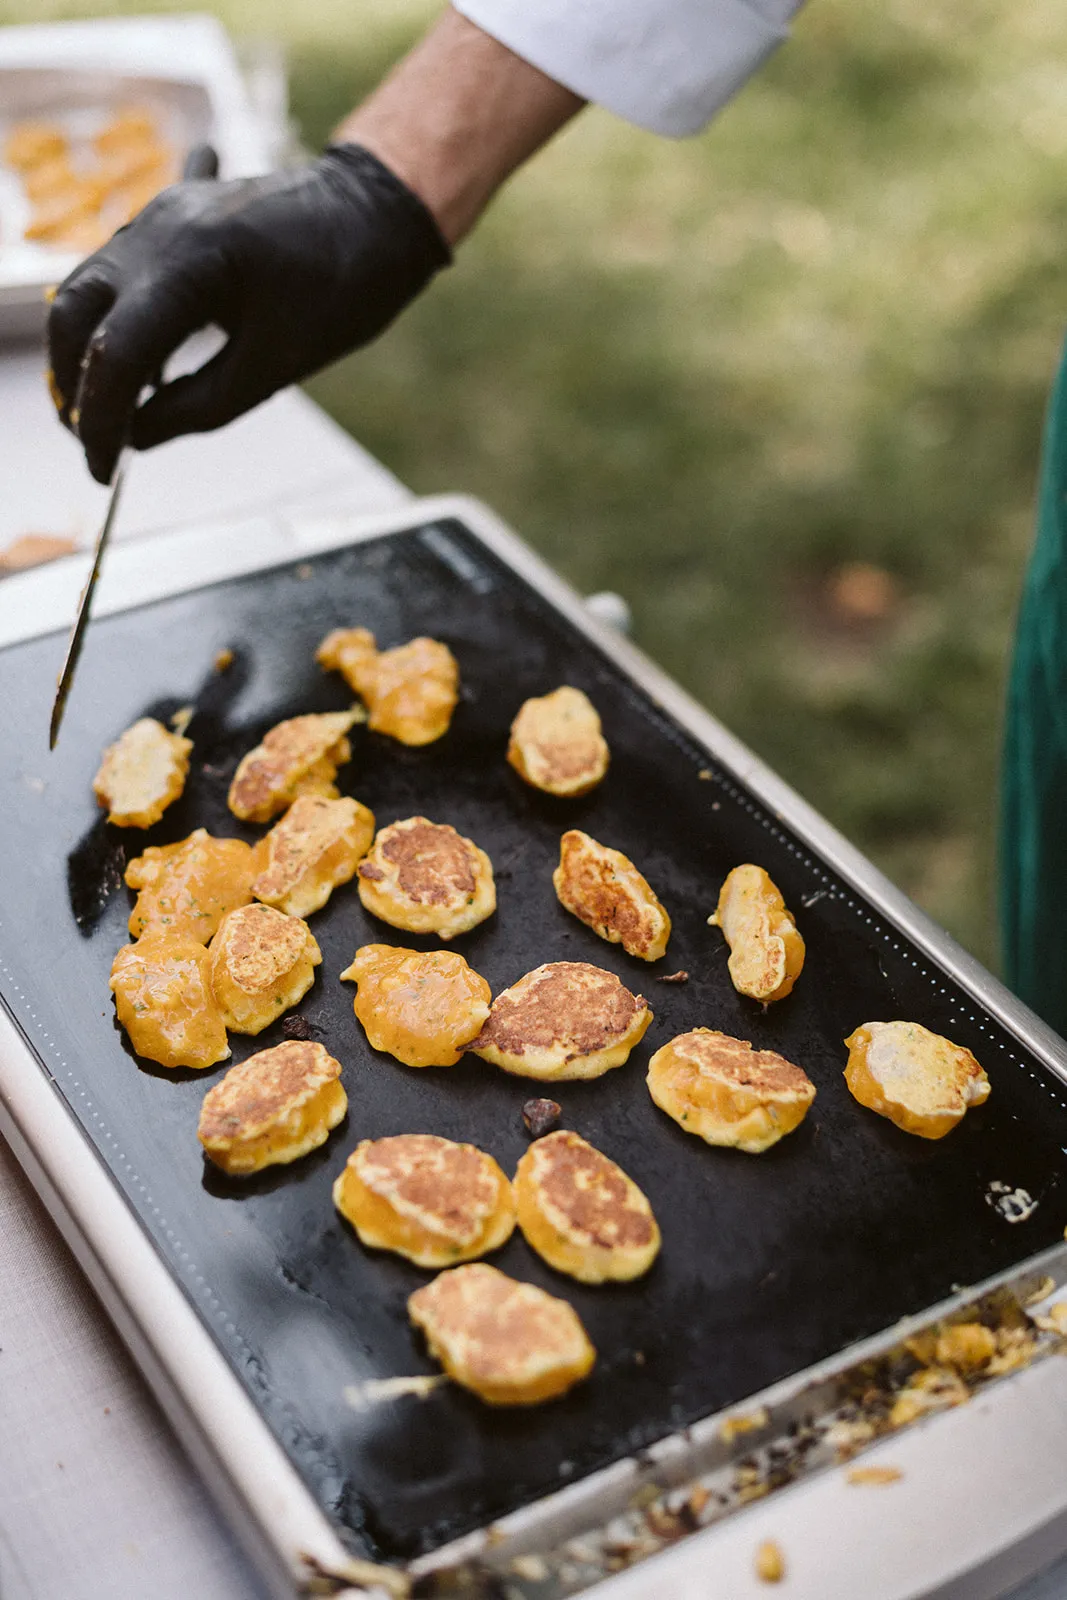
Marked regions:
[8,0,1067,967]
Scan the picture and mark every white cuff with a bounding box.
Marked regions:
[453,0,801,137]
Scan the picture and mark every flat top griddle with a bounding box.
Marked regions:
[1,515,1064,1564]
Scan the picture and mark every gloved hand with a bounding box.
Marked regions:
[48,144,451,484]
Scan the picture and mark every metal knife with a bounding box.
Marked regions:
[49,142,219,750]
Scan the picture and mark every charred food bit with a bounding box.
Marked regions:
[709,864,805,1003]
[125,828,262,943]
[208,903,321,1036]
[408,1263,596,1405]
[334,1134,515,1267]
[522,1098,562,1138]
[844,1021,990,1140]
[553,829,671,961]
[471,962,652,1082]
[317,627,459,745]
[213,647,234,673]
[198,1040,346,1176]
[282,1014,317,1041]
[252,793,375,918]
[109,933,229,1070]
[340,944,491,1067]
[507,686,609,797]
[93,716,192,828]
[357,817,496,940]
[656,970,689,984]
[647,1029,816,1153]
[227,710,358,823]
[514,1130,661,1283]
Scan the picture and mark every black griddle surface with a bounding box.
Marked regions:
[2,516,1066,1561]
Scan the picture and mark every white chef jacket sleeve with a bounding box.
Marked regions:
[451,0,805,137]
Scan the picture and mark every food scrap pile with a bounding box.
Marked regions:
[3,105,179,253]
[92,623,994,1409]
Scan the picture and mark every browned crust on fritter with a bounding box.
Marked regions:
[214,903,312,992]
[671,1029,813,1095]
[228,712,355,819]
[473,962,645,1059]
[526,1131,655,1249]
[199,1041,340,1143]
[366,819,476,904]
[355,1135,501,1242]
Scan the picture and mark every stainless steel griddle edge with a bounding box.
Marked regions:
[3,492,1067,1600]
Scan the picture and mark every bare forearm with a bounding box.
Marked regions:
[335,7,584,245]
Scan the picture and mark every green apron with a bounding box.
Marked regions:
[1001,337,1067,1037]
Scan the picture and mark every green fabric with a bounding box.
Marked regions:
[1001,335,1067,1036]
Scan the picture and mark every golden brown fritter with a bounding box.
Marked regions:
[408,1263,596,1405]
[92,108,160,154]
[357,817,496,940]
[553,830,671,961]
[3,121,67,170]
[208,904,321,1035]
[228,710,358,823]
[109,933,230,1071]
[647,1028,815,1153]
[125,828,263,943]
[198,1040,346,1175]
[708,865,805,1003]
[334,1135,515,1267]
[252,794,375,918]
[340,945,491,1067]
[93,717,192,829]
[317,627,459,745]
[844,1021,990,1140]
[507,686,609,797]
[471,961,652,1081]
[514,1130,661,1283]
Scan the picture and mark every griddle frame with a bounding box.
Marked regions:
[3,492,1067,1600]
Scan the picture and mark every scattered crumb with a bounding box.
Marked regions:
[985,1181,1038,1223]
[698,768,712,781]
[655,970,689,984]
[0,533,78,573]
[1033,1302,1067,1335]
[281,1014,317,1042]
[846,1465,902,1487]
[755,1539,785,1582]
[628,1484,660,1512]
[295,562,314,580]
[343,1374,445,1408]
[522,1097,562,1139]
[510,1554,549,1582]
[634,1349,646,1366]
[719,1406,769,1444]
[935,1323,997,1371]
[1026,1276,1056,1306]
[687,1485,709,1518]
[213,647,234,672]
[170,705,194,737]
[889,1366,969,1426]
[103,1406,110,1415]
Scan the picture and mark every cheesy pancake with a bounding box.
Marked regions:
[647,1028,815,1153]
[93,716,192,829]
[208,903,321,1035]
[317,628,459,745]
[252,794,375,918]
[333,1134,515,1267]
[340,945,491,1067]
[553,829,671,961]
[198,1040,346,1176]
[514,1130,661,1283]
[709,864,805,1004]
[228,710,359,823]
[357,817,496,940]
[408,1263,596,1405]
[507,686,609,797]
[471,961,652,1081]
[109,933,229,1070]
[844,1021,990,1139]
[125,828,263,943]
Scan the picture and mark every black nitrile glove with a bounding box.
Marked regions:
[48,144,451,484]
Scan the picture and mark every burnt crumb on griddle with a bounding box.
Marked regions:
[412,1566,510,1598]
[522,1098,561,1139]
[282,1014,318,1042]
[655,970,689,984]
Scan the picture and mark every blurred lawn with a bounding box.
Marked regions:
[7,0,1067,967]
